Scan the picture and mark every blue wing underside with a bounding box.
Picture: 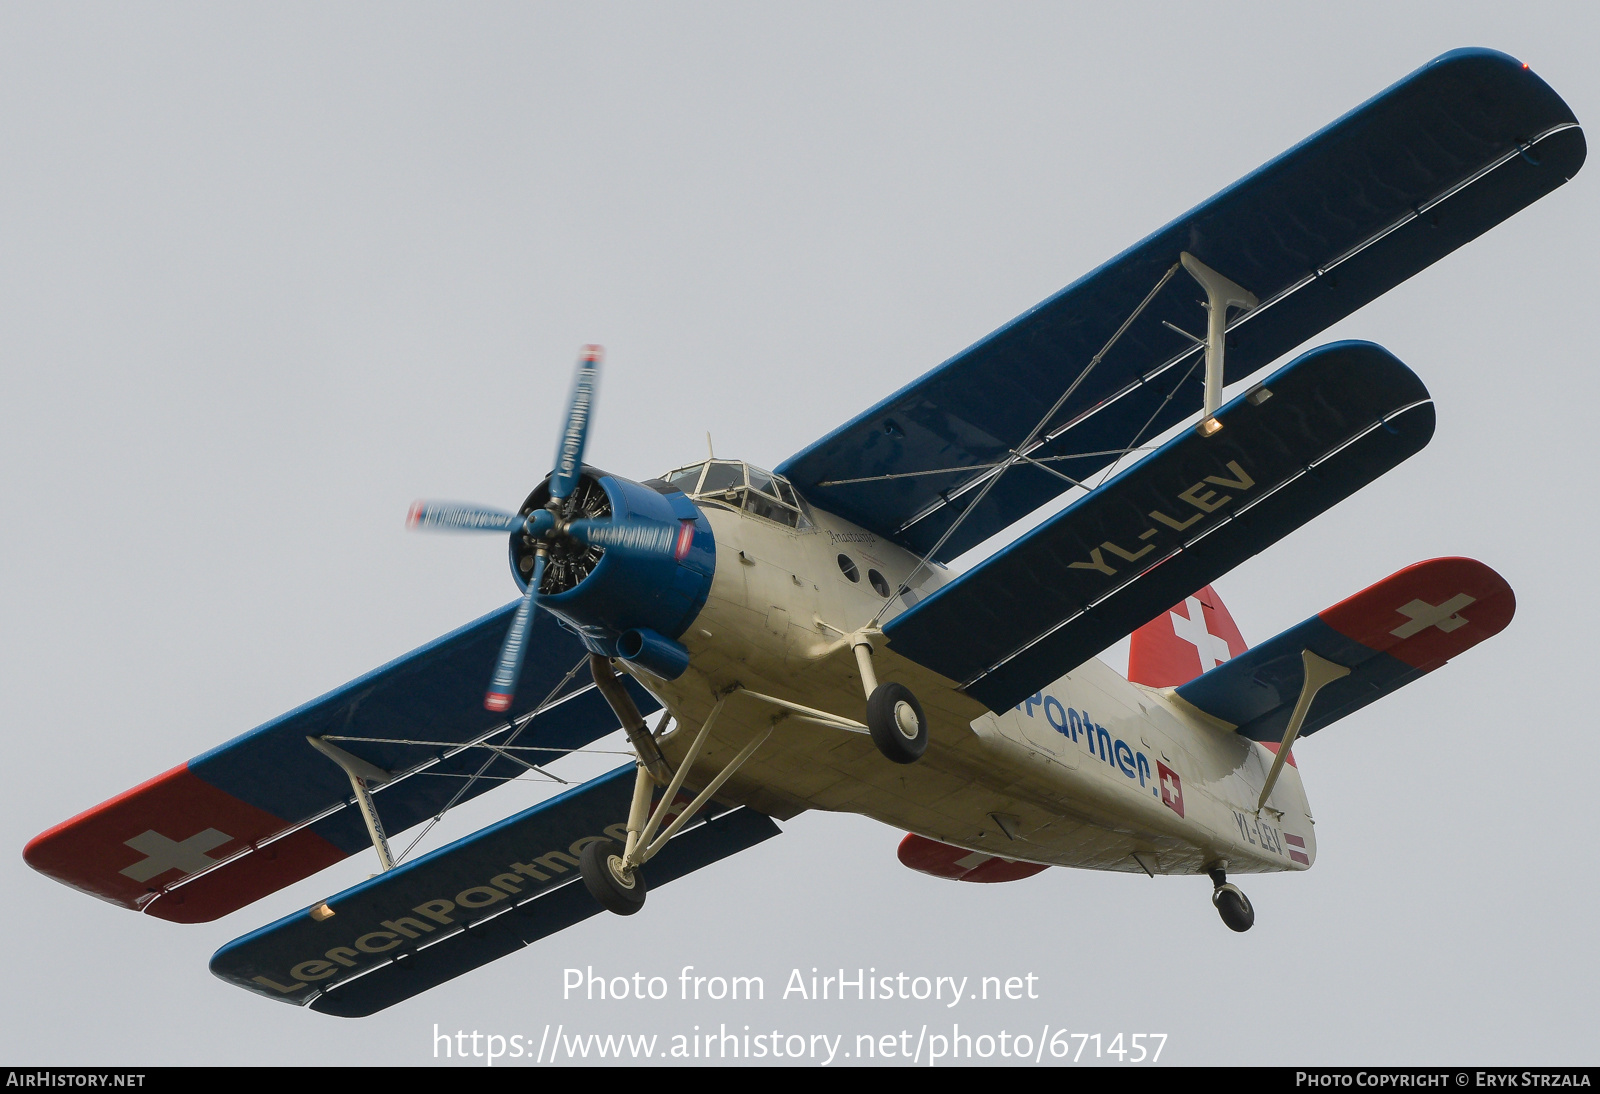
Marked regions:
[192,603,659,859]
[778,48,1582,562]
[883,342,1434,710]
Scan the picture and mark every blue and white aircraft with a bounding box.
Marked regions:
[25,48,1580,1015]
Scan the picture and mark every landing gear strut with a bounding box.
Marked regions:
[1208,864,1254,933]
[581,692,776,916]
[854,639,927,764]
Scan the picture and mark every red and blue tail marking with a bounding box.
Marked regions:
[1174,558,1514,741]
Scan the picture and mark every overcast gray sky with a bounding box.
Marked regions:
[3,3,1596,1066]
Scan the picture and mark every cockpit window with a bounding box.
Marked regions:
[747,467,777,496]
[744,491,798,526]
[666,464,707,494]
[698,461,746,496]
[659,460,811,530]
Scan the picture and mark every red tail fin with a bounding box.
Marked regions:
[1127,585,1247,687]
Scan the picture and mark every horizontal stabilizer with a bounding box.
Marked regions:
[897,834,1048,883]
[210,764,780,1016]
[885,341,1433,711]
[1176,557,1514,741]
[780,49,1582,561]
[25,604,656,922]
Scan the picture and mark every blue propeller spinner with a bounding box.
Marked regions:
[407,346,715,711]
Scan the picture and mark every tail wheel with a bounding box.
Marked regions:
[866,682,928,764]
[1212,882,1254,932]
[579,838,647,916]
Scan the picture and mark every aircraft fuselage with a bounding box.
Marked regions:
[623,485,1313,879]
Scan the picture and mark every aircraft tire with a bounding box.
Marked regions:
[1212,883,1254,932]
[579,838,647,916]
[866,682,928,764]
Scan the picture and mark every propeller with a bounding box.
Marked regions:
[409,345,604,712]
[406,502,528,533]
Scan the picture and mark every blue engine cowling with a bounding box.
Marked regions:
[509,467,715,676]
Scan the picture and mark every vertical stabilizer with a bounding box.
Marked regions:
[1128,585,1247,688]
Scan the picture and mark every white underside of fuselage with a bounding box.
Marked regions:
[622,499,1315,878]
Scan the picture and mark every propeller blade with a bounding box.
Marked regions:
[561,517,614,548]
[484,554,545,712]
[565,516,691,560]
[407,501,525,533]
[548,345,602,503]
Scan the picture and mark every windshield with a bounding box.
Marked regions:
[699,461,746,496]
[666,464,706,494]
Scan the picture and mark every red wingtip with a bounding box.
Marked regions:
[580,344,604,362]
[484,693,513,712]
[406,501,424,528]
[896,833,1049,884]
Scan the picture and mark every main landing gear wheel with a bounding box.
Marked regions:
[579,839,646,916]
[866,682,928,764]
[1209,866,1254,933]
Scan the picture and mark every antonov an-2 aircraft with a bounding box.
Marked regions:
[25,49,1580,1016]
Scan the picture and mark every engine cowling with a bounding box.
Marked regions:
[509,467,715,674]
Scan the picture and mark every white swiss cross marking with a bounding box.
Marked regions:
[118,828,234,882]
[1162,774,1182,805]
[1389,593,1477,639]
[1170,596,1232,671]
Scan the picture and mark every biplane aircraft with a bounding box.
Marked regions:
[25,48,1581,1016]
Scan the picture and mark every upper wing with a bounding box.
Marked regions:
[24,603,655,923]
[883,341,1433,711]
[1174,557,1515,741]
[779,48,1582,561]
[209,763,781,1017]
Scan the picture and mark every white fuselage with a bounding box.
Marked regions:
[624,492,1314,878]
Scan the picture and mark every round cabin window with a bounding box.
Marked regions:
[837,554,859,582]
[868,569,891,597]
